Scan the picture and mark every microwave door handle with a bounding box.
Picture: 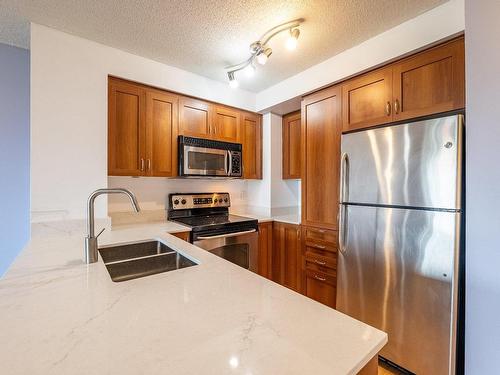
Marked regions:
[227,151,233,176]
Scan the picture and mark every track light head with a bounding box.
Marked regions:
[227,71,239,88]
[285,28,300,50]
[256,48,272,65]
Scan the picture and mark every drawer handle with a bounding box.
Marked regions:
[314,274,326,282]
[312,244,326,250]
[311,228,326,234]
[314,259,327,266]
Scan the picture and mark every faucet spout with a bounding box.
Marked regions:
[84,188,140,264]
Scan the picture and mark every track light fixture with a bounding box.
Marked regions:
[225,18,304,88]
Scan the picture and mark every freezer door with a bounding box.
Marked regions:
[340,115,462,210]
[336,205,459,375]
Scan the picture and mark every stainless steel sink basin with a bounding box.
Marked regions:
[99,241,197,282]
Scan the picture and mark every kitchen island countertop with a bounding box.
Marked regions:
[0,221,386,374]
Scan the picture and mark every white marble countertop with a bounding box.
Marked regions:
[230,209,301,225]
[0,221,386,375]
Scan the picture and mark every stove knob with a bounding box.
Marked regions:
[181,199,187,205]
[224,198,228,203]
[173,199,179,205]
[214,198,218,203]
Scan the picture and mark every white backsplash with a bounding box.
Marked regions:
[107,176,249,213]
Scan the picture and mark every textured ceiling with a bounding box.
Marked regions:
[0,0,447,92]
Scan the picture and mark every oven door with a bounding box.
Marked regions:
[193,229,258,272]
[182,145,229,177]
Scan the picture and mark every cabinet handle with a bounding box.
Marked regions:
[312,244,326,250]
[385,101,391,116]
[140,158,145,171]
[313,259,327,266]
[147,159,151,171]
[314,274,326,282]
[394,99,400,114]
[311,228,326,234]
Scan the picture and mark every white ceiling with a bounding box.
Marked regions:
[0,0,447,92]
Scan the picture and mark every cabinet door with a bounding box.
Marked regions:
[179,97,212,138]
[242,112,262,179]
[304,269,336,308]
[301,86,342,230]
[171,231,190,241]
[213,105,241,142]
[282,111,301,179]
[392,37,465,121]
[145,90,179,177]
[108,79,146,176]
[257,222,273,278]
[272,222,301,291]
[342,66,393,132]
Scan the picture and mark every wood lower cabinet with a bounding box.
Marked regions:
[108,79,146,176]
[301,226,338,309]
[342,66,393,132]
[392,36,465,121]
[272,222,301,291]
[242,112,262,179]
[171,231,190,241]
[257,222,273,278]
[301,86,342,230]
[282,111,301,179]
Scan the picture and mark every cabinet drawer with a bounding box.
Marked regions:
[304,253,336,273]
[304,269,337,308]
[304,227,338,245]
[304,240,337,255]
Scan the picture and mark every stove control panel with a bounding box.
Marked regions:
[170,193,230,210]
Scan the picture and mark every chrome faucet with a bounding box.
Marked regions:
[84,188,140,264]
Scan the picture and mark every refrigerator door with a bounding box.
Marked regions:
[337,205,460,375]
[340,114,462,210]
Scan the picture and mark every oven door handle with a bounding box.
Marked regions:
[196,229,256,240]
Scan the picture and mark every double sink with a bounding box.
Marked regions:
[99,240,197,282]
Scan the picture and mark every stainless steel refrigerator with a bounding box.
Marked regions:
[336,114,464,375]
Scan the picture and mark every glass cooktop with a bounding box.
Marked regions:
[172,214,256,229]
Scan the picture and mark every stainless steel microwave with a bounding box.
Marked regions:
[178,136,242,178]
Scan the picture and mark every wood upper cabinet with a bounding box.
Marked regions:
[272,222,301,291]
[213,105,241,142]
[392,36,465,121]
[301,86,342,230]
[179,97,212,138]
[342,66,393,132]
[108,77,262,179]
[257,222,273,278]
[242,111,262,179]
[282,111,301,179]
[108,77,179,177]
[342,37,465,132]
[108,79,146,176]
[145,90,178,177]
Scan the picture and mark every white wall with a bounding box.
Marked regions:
[107,177,247,212]
[30,24,256,221]
[247,113,300,215]
[256,0,465,111]
[464,0,500,373]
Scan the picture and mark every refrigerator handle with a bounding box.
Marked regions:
[339,153,349,254]
[339,153,349,203]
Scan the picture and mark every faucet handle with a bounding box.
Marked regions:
[96,227,106,238]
